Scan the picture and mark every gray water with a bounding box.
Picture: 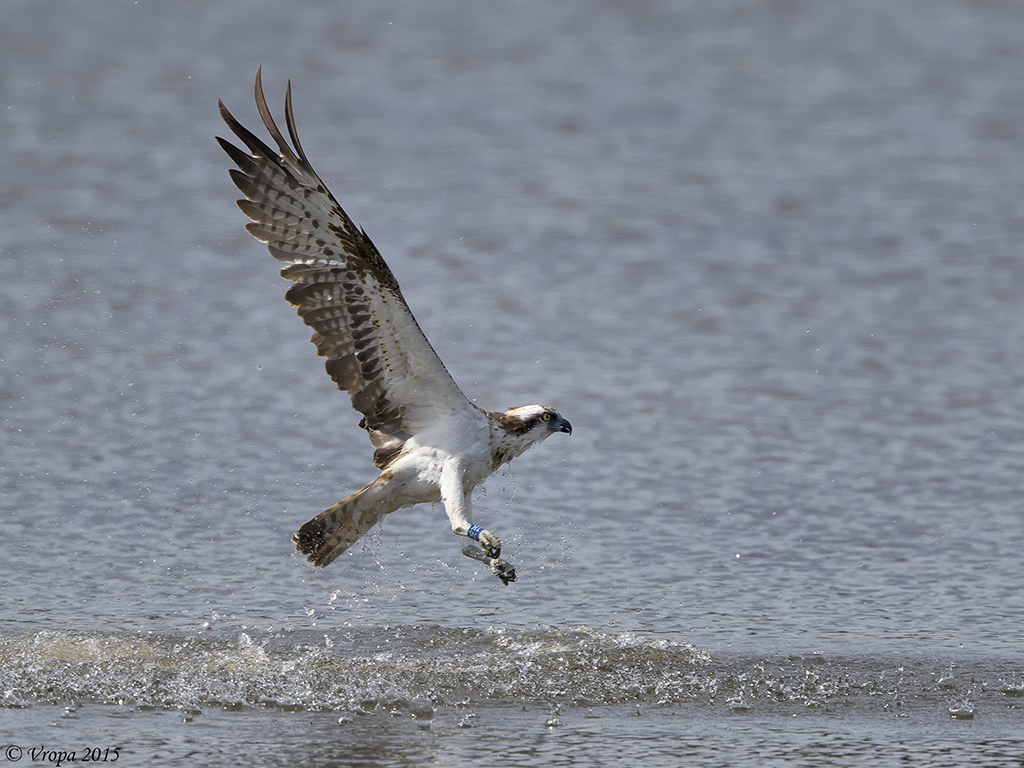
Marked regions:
[2,1,1023,765]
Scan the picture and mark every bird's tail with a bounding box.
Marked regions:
[292,479,391,567]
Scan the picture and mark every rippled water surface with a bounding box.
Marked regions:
[2,1,1023,765]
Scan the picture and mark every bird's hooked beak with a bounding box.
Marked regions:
[554,416,572,435]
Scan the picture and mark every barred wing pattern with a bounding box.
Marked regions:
[218,69,473,469]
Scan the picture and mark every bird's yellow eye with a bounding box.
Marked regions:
[541,413,552,422]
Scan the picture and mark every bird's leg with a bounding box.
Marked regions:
[462,525,517,584]
[466,524,501,559]
[440,463,517,584]
[452,518,518,586]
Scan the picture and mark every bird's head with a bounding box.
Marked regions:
[500,404,572,439]
[490,404,571,467]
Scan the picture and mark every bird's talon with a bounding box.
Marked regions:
[491,559,517,585]
[477,530,502,559]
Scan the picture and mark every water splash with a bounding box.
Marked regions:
[1,629,1016,720]
[0,627,709,713]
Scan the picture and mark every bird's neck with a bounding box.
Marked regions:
[486,411,543,470]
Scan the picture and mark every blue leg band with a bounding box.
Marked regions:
[467,524,483,541]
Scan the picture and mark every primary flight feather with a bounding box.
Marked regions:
[217,69,571,584]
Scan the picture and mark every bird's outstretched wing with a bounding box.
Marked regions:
[218,68,474,469]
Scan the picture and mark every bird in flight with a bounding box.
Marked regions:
[217,69,571,584]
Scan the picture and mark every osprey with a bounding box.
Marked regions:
[217,70,571,585]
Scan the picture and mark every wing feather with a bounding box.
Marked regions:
[218,68,475,468]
